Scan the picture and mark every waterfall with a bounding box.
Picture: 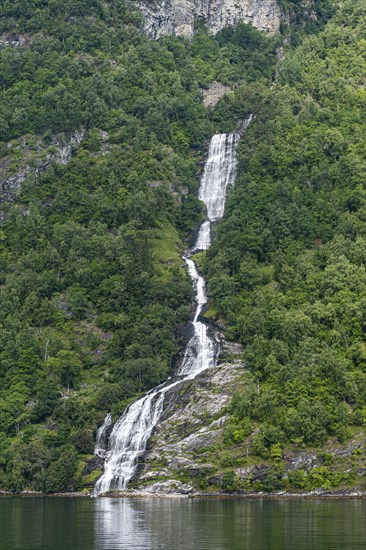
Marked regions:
[94,413,112,458]
[94,391,166,493]
[178,258,218,377]
[94,118,252,495]
[195,116,253,250]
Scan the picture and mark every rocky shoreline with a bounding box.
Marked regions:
[1,489,365,499]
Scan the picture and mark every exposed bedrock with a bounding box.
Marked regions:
[135,362,245,487]
[134,0,282,39]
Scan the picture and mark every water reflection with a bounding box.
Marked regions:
[0,497,95,550]
[93,497,366,550]
[0,497,365,550]
[94,498,154,549]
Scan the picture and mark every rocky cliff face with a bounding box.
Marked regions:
[121,355,365,495]
[135,362,245,494]
[135,0,281,39]
[0,130,84,211]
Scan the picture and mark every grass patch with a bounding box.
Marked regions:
[203,301,219,320]
[82,469,102,486]
[150,220,183,280]
[191,250,206,268]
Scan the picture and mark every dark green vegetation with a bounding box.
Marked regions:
[204,0,366,492]
[1,0,362,495]
[0,1,277,492]
[278,0,335,41]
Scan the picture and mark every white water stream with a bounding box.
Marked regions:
[94,121,251,495]
[94,413,112,458]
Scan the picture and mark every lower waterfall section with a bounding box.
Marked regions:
[94,251,215,494]
[94,390,166,493]
[94,120,252,495]
[94,413,112,458]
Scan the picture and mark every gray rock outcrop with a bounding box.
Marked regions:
[119,358,365,494]
[134,363,246,488]
[134,0,281,40]
[0,130,84,207]
[202,81,232,108]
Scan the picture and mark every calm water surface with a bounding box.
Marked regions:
[0,497,365,550]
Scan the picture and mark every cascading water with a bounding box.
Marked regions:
[94,118,252,495]
[94,413,112,458]
[195,132,239,250]
[178,258,218,377]
[194,116,253,251]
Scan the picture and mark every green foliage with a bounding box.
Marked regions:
[224,417,253,444]
[278,0,336,41]
[0,1,277,492]
[43,446,78,493]
[71,430,94,454]
[260,469,285,492]
[207,0,366,458]
[0,0,344,493]
[33,377,59,421]
[0,2,275,143]
[220,470,241,492]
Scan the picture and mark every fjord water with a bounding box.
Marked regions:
[1,497,365,550]
[94,127,246,494]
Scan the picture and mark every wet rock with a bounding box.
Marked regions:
[332,439,366,457]
[82,457,104,477]
[284,451,319,472]
[187,464,215,477]
[236,464,271,482]
[141,480,194,494]
[218,336,244,362]
[140,363,246,478]
[139,468,171,481]
[284,438,366,473]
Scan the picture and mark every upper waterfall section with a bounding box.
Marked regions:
[195,132,239,250]
[195,117,253,251]
[134,0,281,40]
[199,132,240,223]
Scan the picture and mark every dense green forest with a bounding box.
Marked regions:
[0,0,278,492]
[204,0,366,491]
[1,0,363,495]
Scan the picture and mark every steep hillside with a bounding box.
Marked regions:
[200,0,366,493]
[0,1,276,492]
[0,0,354,496]
[122,0,366,497]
